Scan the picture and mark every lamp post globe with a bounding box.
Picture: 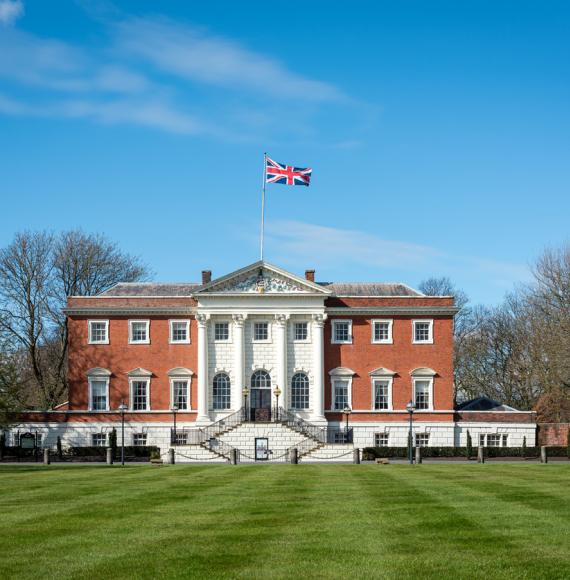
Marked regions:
[118,401,128,466]
[273,386,282,420]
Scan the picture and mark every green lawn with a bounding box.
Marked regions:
[0,465,569,579]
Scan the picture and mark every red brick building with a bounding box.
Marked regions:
[10,261,536,460]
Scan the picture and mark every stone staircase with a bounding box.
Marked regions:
[170,407,354,463]
[302,444,355,463]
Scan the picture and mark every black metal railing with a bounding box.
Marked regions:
[326,427,353,444]
[203,437,236,460]
[200,408,247,441]
[276,407,329,443]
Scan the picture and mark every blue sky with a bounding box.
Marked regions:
[1,0,568,304]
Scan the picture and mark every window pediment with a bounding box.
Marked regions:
[127,367,153,377]
[167,367,194,377]
[86,367,112,377]
[329,366,356,377]
[410,367,437,377]
[369,367,397,377]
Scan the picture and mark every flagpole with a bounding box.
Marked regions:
[260,152,267,261]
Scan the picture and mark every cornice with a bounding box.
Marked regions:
[325,306,458,316]
[64,307,196,316]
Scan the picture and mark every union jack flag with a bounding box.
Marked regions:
[265,156,312,186]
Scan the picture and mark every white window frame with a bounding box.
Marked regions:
[132,433,147,446]
[413,377,434,411]
[252,320,271,343]
[415,433,430,447]
[331,377,353,411]
[92,433,107,447]
[290,372,310,410]
[88,320,109,345]
[371,319,393,344]
[372,377,393,411]
[129,320,150,345]
[213,320,232,343]
[412,319,433,344]
[212,372,232,410]
[292,321,310,343]
[374,432,390,447]
[170,377,191,410]
[331,319,353,344]
[129,377,151,411]
[88,377,110,411]
[169,319,190,344]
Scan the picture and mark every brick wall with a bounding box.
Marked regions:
[538,423,570,446]
[67,315,198,412]
[323,314,454,418]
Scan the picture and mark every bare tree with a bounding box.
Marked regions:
[0,232,55,406]
[0,230,151,410]
[48,230,150,393]
[419,276,471,403]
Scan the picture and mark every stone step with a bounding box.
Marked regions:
[170,445,228,463]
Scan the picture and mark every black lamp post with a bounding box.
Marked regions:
[406,400,416,464]
[343,405,351,443]
[243,387,250,421]
[171,404,179,446]
[273,386,282,420]
[118,400,128,466]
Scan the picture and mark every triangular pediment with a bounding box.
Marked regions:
[196,261,331,295]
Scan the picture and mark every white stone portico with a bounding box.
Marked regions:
[194,261,331,425]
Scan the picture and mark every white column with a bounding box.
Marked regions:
[196,313,210,424]
[311,314,327,423]
[232,314,246,411]
[274,314,288,411]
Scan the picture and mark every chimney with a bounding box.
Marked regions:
[305,269,315,283]
[201,270,212,285]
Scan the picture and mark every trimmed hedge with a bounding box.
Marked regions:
[67,446,160,459]
[360,446,563,460]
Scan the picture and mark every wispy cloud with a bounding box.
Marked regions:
[265,220,529,289]
[0,28,148,93]
[114,17,343,102]
[0,0,23,26]
[0,7,356,139]
[267,221,441,270]
[0,91,205,135]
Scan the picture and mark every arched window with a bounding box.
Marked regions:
[291,373,309,410]
[213,373,231,410]
[251,370,271,389]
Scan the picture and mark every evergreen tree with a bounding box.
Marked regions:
[522,436,527,458]
[109,428,117,459]
[466,430,473,459]
[56,436,62,459]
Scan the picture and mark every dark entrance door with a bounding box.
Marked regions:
[251,388,271,421]
[250,370,272,421]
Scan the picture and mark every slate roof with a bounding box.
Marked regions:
[456,396,520,412]
[318,282,423,297]
[96,281,424,297]
[98,283,201,297]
